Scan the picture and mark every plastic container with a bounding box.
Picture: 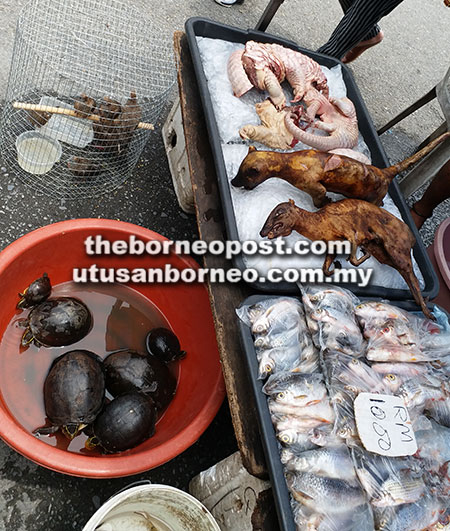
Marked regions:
[39,96,94,148]
[427,217,450,312]
[0,219,225,478]
[184,17,438,301]
[15,130,61,174]
[83,483,221,531]
[236,294,446,531]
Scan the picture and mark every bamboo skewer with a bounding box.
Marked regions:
[12,101,155,130]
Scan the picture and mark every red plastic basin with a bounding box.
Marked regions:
[427,217,450,313]
[0,219,225,478]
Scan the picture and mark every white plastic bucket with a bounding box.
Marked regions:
[82,483,221,531]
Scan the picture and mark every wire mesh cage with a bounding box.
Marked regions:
[0,0,175,199]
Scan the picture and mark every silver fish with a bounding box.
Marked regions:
[364,319,419,348]
[251,299,302,334]
[282,446,356,481]
[337,358,391,393]
[292,355,320,374]
[372,475,426,507]
[275,414,331,433]
[247,302,266,324]
[371,363,430,377]
[256,346,300,378]
[254,329,299,349]
[355,302,410,327]
[286,472,366,514]
[268,399,335,424]
[427,398,450,428]
[376,497,442,531]
[366,345,428,363]
[415,419,450,465]
[398,380,446,409]
[263,372,326,406]
[277,429,317,452]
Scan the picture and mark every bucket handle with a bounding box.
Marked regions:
[106,480,152,501]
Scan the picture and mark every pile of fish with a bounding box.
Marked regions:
[237,286,450,530]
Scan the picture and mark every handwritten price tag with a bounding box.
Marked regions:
[354,393,417,457]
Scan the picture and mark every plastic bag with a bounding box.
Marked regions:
[237,297,319,378]
[301,284,364,355]
[356,301,450,362]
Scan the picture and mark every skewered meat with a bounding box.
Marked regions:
[67,157,102,177]
[93,91,142,153]
[97,96,122,120]
[26,109,51,127]
[260,198,432,319]
[73,93,96,118]
[232,133,450,207]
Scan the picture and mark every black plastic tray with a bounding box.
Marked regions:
[184,17,438,300]
[236,293,447,531]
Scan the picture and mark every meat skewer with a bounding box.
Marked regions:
[12,101,154,130]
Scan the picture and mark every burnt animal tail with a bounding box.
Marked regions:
[382,132,450,179]
[400,268,434,321]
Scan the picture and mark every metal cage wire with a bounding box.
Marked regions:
[0,0,175,199]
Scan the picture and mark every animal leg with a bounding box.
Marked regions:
[305,99,322,120]
[286,71,306,102]
[313,120,337,134]
[239,125,291,150]
[329,97,356,119]
[263,70,286,110]
[348,243,371,266]
[398,267,433,320]
[323,253,337,276]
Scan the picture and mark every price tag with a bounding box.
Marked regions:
[354,393,417,457]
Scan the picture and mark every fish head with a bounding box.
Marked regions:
[277,429,298,446]
[253,336,269,348]
[260,360,275,379]
[248,303,265,322]
[383,373,401,392]
[251,316,270,334]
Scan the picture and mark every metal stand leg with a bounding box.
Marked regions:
[255,0,285,32]
[377,87,437,135]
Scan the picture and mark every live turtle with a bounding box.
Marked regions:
[17,272,52,309]
[103,349,176,411]
[87,391,157,453]
[145,327,186,363]
[35,350,105,438]
[20,296,92,347]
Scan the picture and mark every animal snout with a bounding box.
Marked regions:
[231,173,254,188]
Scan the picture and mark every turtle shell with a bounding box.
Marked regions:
[27,297,92,347]
[104,349,176,411]
[93,391,157,453]
[44,350,105,429]
[17,272,52,309]
[145,327,186,363]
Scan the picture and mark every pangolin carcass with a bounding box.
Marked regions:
[259,198,432,319]
[228,41,329,109]
[284,87,359,151]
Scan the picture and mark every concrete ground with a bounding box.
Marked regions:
[0,0,448,529]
